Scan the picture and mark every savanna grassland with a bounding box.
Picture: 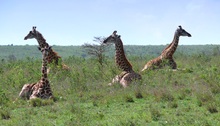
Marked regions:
[0,45,220,126]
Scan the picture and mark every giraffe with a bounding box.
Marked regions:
[19,46,53,100]
[103,31,142,87]
[142,25,191,71]
[24,26,69,70]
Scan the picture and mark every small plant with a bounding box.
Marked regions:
[93,101,98,107]
[0,109,10,120]
[183,68,193,73]
[150,107,161,121]
[207,103,218,113]
[210,85,220,94]
[196,92,214,106]
[29,98,54,107]
[135,91,143,99]
[168,101,178,108]
[161,92,174,102]
[197,100,203,107]
[0,89,9,106]
[97,111,104,119]
[125,95,134,103]
[29,98,42,107]
[154,89,174,102]
[177,93,186,100]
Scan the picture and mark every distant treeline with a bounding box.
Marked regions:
[1,45,220,61]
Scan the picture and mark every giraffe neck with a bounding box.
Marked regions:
[162,32,180,57]
[40,53,49,86]
[115,39,133,72]
[36,32,49,48]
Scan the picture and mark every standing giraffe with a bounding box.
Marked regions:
[24,26,69,69]
[103,31,142,87]
[142,26,191,71]
[19,46,53,100]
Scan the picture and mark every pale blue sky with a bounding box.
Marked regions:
[0,0,219,45]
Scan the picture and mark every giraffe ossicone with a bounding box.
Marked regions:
[103,31,142,87]
[142,25,191,71]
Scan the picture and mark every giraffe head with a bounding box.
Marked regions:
[103,31,121,44]
[24,26,39,40]
[176,26,191,37]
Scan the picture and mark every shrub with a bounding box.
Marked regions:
[154,89,174,102]
[29,98,54,107]
[135,92,143,99]
[0,89,9,106]
[0,109,10,120]
[207,103,218,113]
[168,101,178,108]
[125,95,134,103]
[150,107,161,121]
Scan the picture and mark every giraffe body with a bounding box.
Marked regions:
[104,31,141,87]
[24,26,69,69]
[19,46,53,100]
[142,26,191,71]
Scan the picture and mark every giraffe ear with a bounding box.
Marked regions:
[118,35,121,38]
[49,46,52,50]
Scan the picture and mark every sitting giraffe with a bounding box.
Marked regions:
[142,26,191,71]
[103,31,142,87]
[24,26,69,70]
[19,46,53,100]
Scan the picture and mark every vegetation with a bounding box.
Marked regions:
[1,44,220,60]
[0,45,220,125]
[82,37,110,66]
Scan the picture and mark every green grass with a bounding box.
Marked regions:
[0,54,220,126]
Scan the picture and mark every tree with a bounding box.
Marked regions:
[82,37,110,66]
[8,54,16,62]
[212,46,220,56]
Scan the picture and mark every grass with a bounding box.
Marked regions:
[0,54,220,126]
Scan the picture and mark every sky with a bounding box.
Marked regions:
[0,0,220,46]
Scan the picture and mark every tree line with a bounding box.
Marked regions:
[0,40,220,62]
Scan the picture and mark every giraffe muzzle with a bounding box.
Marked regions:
[188,33,192,37]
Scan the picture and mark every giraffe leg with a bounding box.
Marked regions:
[120,72,142,87]
[142,57,164,71]
[30,95,38,100]
[168,58,177,69]
[19,83,36,99]
[29,88,41,99]
[108,71,128,86]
